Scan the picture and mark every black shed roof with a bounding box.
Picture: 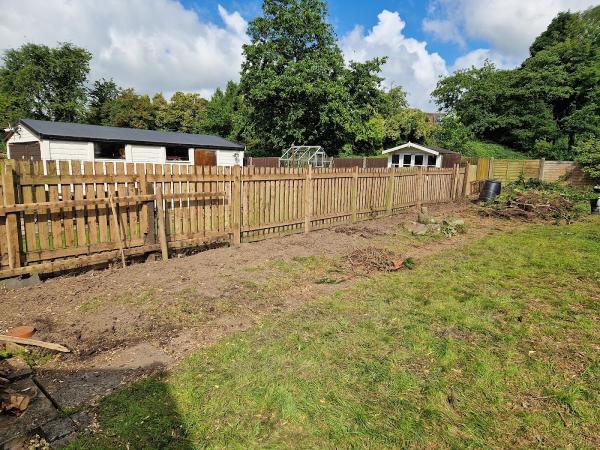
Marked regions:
[19,119,244,150]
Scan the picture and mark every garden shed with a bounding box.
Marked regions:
[383,142,459,168]
[5,118,245,166]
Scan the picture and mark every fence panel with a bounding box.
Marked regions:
[0,161,468,277]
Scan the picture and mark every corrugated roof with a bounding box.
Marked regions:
[20,119,244,150]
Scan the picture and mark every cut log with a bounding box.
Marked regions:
[0,335,70,353]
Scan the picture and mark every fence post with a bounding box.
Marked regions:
[385,169,395,215]
[304,165,313,234]
[155,190,169,261]
[362,157,367,169]
[451,164,460,200]
[538,158,545,181]
[139,171,156,245]
[487,157,494,179]
[462,165,472,197]
[351,166,358,222]
[231,165,242,245]
[2,163,21,269]
[416,167,424,209]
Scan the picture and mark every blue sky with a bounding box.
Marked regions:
[1,0,598,110]
[184,0,467,65]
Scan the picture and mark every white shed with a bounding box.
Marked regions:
[5,119,245,167]
[382,142,458,168]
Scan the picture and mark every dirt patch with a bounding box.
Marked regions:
[0,201,519,421]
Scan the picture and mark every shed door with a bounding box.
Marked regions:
[194,149,217,166]
[9,142,41,160]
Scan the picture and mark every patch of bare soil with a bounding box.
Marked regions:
[0,201,519,419]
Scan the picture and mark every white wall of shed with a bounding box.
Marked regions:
[48,140,94,161]
[216,150,244,166]
[6,124,38,144]
[128,144,166,164]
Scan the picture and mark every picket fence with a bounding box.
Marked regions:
[0,160,468,279]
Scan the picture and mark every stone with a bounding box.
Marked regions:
[407,222,428,236]
[0,378,60,445]
[41,417,76,442]
[0,357,32,381]
[0,274,42,290]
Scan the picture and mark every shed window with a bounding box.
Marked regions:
[94,142,125,159]
[403,154,411,167]
[427,155,437,166]
[391,154,400,167]
[414,154,424,166]
[166,146,189,161]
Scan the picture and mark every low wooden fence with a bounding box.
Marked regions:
[0,160,469,279]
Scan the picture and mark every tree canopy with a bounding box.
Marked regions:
[432,5,600,160]
[1,2,598,162]
[0,43,91,125]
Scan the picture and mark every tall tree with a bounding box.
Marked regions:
[155,92,208,133]
[0,42,91,124]
[433,6,600,159]
[203,81,244,140]
[240,0,384,155]
[104,88,156,129]
[86,78,121,125]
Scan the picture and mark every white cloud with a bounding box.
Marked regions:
[342,10,448,111]
[0,0,248,98]
[451,48,514,72]
[425,0,598,59]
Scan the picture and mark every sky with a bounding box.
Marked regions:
[0,0,598,110]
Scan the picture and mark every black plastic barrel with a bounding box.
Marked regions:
[479,179,502,202]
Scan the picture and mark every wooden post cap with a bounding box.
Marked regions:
[5,326,36,339]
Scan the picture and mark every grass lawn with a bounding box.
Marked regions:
[68,219,600,449]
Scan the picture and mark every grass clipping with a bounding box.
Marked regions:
[482,177,593,224]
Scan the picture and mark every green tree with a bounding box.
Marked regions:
[0,42,91,124]
[240,0,385,156]
[155,92,208,133]
[104,88,156,129]
[203,81,244,140]
[383,108,433,148]
[574,135,600,181]
[379,86,408,116]
[432,115,473,153]
[240,0,349,154]
[432,6,600,159]
[86,78,120,125]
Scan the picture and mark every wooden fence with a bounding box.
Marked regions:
[468,158,591,191]
[0,160,468,279]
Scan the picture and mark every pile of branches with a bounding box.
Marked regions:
[481,177,593,224]
[343,247,399,274]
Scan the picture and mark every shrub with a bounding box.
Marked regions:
[575,136,600,182]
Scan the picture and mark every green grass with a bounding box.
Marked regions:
[464,140,529,159]
[67,219,600,449]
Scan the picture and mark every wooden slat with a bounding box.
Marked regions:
[17,161,37,253]
[33,161,50,250]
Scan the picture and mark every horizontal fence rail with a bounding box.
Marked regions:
[0,160,469,279]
